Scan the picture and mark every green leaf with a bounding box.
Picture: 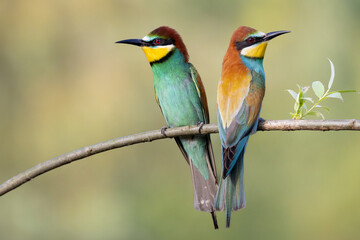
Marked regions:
[318,112,325,120]
[295,87,302,107]
[293,102,298,112]
[306,112,317,116]
[327,92,343,101]
[315,105,330,112]
[304,97,314,103]
[287,89,298,100]
[328,59,335,90]
[336,90,357,93]
[312,81,325,98]
[306,111,325,119]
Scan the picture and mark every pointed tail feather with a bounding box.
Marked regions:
[189,159,219,229]
[215,144,247,228]
[211,211,219,229]
[177,135,218,229]
[226,154,246,227]
[214,177,225,211]
[225,172,235,228]
[230,152,246,211]
[189,158,218,211]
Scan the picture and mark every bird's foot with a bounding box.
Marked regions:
[197,121,205,134]
[161,126,169,137]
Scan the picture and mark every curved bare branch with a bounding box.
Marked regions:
[0,119,359,197]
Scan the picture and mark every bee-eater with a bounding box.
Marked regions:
[215,26,289,227]
[116,26,219,228]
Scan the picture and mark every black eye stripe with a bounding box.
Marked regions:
[235,36,263,50]
[150,38,174,46]
[247,37,255,43]
[246,36,261,42]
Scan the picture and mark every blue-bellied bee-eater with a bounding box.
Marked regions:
[116,26,219,228]
[215,26,290,227]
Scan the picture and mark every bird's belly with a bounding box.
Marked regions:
[156,82,202,127]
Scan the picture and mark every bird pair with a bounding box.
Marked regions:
[116,26,289,229]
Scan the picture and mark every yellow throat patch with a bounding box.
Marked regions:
[241,42,268,58]
[141,45,174,63]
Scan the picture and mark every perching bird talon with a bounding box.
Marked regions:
[197,121,205,134]
[161,126,168,137]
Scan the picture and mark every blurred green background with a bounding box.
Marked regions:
[1,0,359,239]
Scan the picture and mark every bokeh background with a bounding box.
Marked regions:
[1,0,359,239]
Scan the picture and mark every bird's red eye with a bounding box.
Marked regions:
[247,37,255,43]
[154,39,161,45]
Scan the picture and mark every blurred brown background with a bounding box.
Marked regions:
[1,0,359,239]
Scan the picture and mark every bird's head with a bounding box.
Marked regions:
[230,26,290,59]
[116,26,189,64]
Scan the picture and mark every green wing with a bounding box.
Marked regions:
[188,63,217,181]
[189,63,210,124]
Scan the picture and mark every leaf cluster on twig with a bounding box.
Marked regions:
[287,59,357,120]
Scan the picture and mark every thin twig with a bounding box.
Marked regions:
[0,119,359,197]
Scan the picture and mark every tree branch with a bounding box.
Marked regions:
[0,119,359,197]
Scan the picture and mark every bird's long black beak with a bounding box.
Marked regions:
[263,30,290,41]
[115,39,145,46]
